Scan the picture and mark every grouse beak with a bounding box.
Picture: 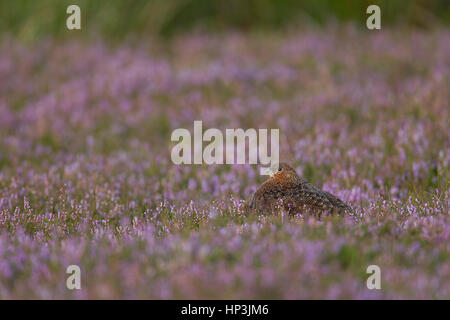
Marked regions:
[269,168,275,177]
[260,166,275,177]
[260,163,279,177]
[268,164,279,177]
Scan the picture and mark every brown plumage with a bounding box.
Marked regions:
[250,163,352,216]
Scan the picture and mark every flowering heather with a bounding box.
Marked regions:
[0,26,448,299]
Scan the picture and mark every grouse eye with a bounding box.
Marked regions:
[278,167,282,172]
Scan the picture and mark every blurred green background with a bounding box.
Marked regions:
[1,0,449,41]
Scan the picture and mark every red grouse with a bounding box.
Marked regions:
[250,163,352,215]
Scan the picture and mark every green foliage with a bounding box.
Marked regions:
[1,0,449,42]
